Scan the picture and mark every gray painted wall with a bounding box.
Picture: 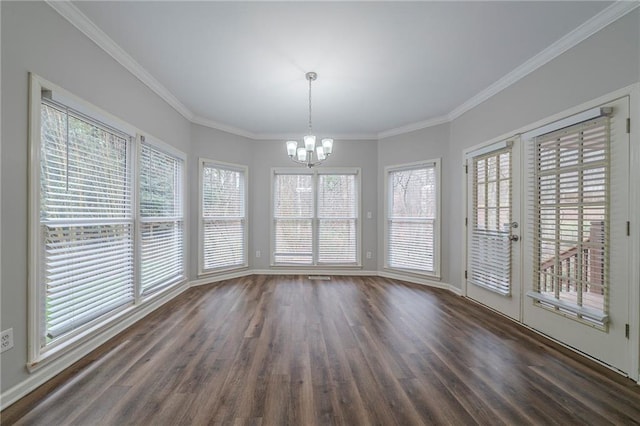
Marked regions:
[2,0,639,402]
[249,139,379,271]
[189,124,253,278]
[447,9,640,289]
[1,2,191,393]
[377,123,451,282]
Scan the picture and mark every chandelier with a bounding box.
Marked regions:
[285,71,333,168]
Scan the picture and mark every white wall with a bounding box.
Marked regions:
[1,1,191,394]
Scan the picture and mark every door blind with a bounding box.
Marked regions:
[202,163,247,271]
[469,148,513,295]
[387,165,437,273]
[139,143,184,294]
[40,100,134,343]
[528,116,610,325]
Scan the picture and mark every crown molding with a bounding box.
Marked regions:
[446,1,640,122]
[252,133,379,141]
[191,115,260,140]
[377,115,450,140]
[45,1,194,122]
[47,0,639,142]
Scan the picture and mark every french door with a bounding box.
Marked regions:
[465,95,633,377]
[522,96,631,375]
[465,138,522,321]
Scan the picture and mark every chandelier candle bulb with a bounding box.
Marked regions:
[285,71,333,168]
[304,135,316,152]
[322,138,333,154]
[286,141,298,156]
[297,147,307,162]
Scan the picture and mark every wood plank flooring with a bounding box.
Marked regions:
[3,275,640,425]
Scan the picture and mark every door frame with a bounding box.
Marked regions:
[460,83,640,382]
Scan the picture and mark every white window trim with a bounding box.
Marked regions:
[28,74,188,367]
[198,158,249,276]
[270,167,362,268]
[384,159,441,279]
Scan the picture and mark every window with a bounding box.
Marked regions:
[38,99,135,344]
[529,115,610,325]
[139,139,185,294]
[200,160,248,273]
[30,75,186,361]
[469,145,513,295]
[272,169,360,266]
[385,160,440,276]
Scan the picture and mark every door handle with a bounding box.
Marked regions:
[509,235,520,242]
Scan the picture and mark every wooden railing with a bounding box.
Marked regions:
[539,221,604,295]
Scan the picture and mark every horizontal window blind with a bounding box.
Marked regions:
[529,116,610,325]
[274,173,314,265]
[387,164,437,273]
[40,100,134,345]
[201,163,247,271]
[469,148,513,295]
[318,174,357,264]
[273,171,360,266]
[140,143,184,294]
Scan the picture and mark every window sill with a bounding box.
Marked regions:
[383,267,441,281]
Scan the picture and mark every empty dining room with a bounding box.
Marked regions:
[1,1,640,424]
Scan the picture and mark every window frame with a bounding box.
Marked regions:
[198,158,249,276]
[384,159,441,278]
[28,74,187,365]
[137,135,187,299]
[270,167,362,268]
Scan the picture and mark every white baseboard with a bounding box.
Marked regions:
[377,270,462,295]
[251,268,378,277]
[189,269,254,287]
[0,268,457,411]
[0,282,189,411]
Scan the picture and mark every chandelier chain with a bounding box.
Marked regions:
[308,76,313,133]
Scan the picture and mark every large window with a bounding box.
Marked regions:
[199,160,248,273]
[529,116,610,325]
[30,76,186,361]
[272,169,359,266]
[385,160,440,276]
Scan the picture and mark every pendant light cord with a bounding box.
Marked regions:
[308,77,313,134]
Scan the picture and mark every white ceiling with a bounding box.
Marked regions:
[69,1,615,139]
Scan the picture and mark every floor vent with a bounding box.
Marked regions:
[308,275,331,281]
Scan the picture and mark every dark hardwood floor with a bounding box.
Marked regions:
[3,275,640,425]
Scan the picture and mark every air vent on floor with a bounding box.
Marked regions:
[308,275,331,281]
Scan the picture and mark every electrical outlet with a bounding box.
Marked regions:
[366,211,373,219]
[1,328,14,353]
[256,250,261,258]
[366,251,372,259]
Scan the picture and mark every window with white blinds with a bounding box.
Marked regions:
[469,148,513,295]
[200,161,248,272]
[39,100,134,344]
[139,141,185,295]
[528,116,610,325]
[272,169,359,266]
[32,77,188,360]
[385,161,440,276]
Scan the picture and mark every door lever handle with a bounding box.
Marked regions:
[509,235,520,242]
